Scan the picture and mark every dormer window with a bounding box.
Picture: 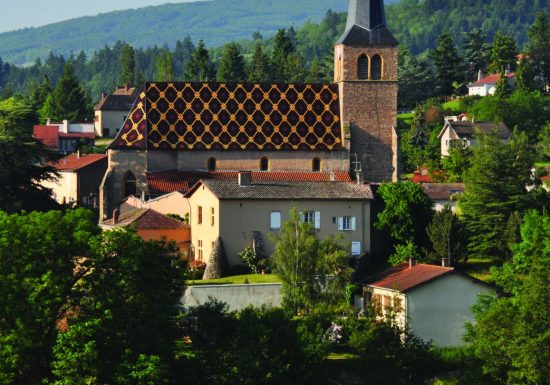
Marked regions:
[358,55,369,80]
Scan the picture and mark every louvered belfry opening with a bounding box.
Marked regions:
[371,55,382,80]
[358,55,369,80]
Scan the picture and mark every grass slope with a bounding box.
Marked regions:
[186,274,281,286]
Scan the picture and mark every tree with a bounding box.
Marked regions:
[441,145,472,182]
[184,40,215,82]
[287,53,306,83]
[515,57,537,93]
[120,44,136,86]
[426,205,468,265]
[155,49,174,82]
[271,29,295,82]
[203,237,229,279]
[398,46,435,107]
[466,211,550,385]
[488,31,518,73]
[173,35,195,80]
[462,28,490,74]
[0,209,99,384]
[216,42,246,82]
[27,75,52,111]
[459,131,535,260]
[270,208,350,315]
[430,31,463,96]
[0,98,60,212]
[375,182,434,250]
[526,12,550,92]
[41,63,91,122]
[248,40,272,83]
[494,69,512,99]
[50,228,185,384]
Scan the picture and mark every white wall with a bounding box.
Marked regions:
[406,274,494,347]
[42,171,78,204]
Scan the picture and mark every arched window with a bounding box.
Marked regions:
[312,158,321,172]
[207,157,216,172]
[358,55,369,80]
[371,55,383,80]
[260,157,269,171]
[124,171,136,197]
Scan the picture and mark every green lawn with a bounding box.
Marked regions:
[458,258,494,282]
[95,138,113,146]
[186,274,281,286]
[442,99,462,112]
[536,161,550,168]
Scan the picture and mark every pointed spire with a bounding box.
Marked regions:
[337,0,398,46]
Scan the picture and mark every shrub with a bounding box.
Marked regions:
[187,260,206,280]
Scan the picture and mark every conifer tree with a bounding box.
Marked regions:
[488,31,518,73]
[184,40,215,82]
[41,63,90,122]
[495,69,512,99]
[462,28,490,74]
[216,42,246,82]
[120,44,135,86]
[271,29,294,82]
[173,35,195,79]
[515,57,537,93]
[526,12,550,92]
[155,49,174,82]
[287,53,306,83]
[430,31,462,96]
[248,41,271,83]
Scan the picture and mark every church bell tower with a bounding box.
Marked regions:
[335,0,399,182]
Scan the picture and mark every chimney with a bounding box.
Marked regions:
[356,171,364,185]
[76,148,81,159]
[238,171,252,186]
[46,118,51,125]
[112,209,120,225]
[409,258,416,269]
[477,69,483,81]
[442,257,451,268]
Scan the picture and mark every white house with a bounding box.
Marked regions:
[438,120,510,157]
[467,71,515,97]
[361,261,495,347]
[421,183,464,212]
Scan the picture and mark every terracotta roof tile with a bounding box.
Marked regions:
[33,125,59,148]
[470,72,515,86]
[421,183,465,200]
[102,209,186,229]
[147,170,352,195]
[51,154,107,172]
[363,263,454,292]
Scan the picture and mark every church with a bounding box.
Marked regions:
[100,0,399,221]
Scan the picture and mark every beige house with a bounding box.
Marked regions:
[42,153,107,209]
[94,86,140,137]
[438,120,510,157]
[185,174,373,265]
[362,262,495,347]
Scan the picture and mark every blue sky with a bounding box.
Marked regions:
[0,0,202,33]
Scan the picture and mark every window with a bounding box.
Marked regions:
[197,206,203,224]
[371,55,382,80]
[197,240,203,261]
[211,207,215,226]
[351,241,361,255]
[338,216,356,231]
[270,211,281,229]
[207,157,216,172]
[300,211,320,229]
[260,157,269,171]
[312,157,321,172]
[358,55,369,80]
[124,171,136,197]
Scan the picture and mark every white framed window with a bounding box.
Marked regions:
[300,211,320,229]
[351,241,361,256]
[338,217,356,231]
[270,211,281,230]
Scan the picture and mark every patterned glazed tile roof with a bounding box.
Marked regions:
[110,82,342,151]
[194,180,373,200]
[101,208,186,229]
[147,169,353,195]
[51,154,107,172]
[363,263,454,293]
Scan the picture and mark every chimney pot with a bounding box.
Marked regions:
[409,258,416,269]
[112,209,120,225]
[442,257,451,268]
[238,171,252,186]
[76,149,81,159]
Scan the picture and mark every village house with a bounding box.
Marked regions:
[94,85,140,137]
[185,172,373,265]
[100,208,191,258]
[34,119,96,154]
[438,119,511,156]
[42,152,107,209]
[467,70,516,97]
[361,261,495,347]
[420,183,465,212]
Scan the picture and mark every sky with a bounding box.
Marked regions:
[0,0,203,33]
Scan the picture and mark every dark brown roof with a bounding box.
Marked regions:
[147,170,353,195]
[102,208,186,229]
[421,183,465,200]
[363,263,454,292]
[94,87,140,112]
[192,180,373,200]
[109,82,342,152]
[447,121,510,139]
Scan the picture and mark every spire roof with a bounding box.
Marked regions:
[337,0,398,46]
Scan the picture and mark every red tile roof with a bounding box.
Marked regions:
[363,263,454,292]
[51,154,107,172]
[541,175,550,183]
[33,125,59,148]
[147,170,353,194]
[411,172,433,184]
[470,72,515,86]
[102,208,186,229]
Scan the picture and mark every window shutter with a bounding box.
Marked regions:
[351,242,361,256]
[338,217,344,231]
[351,217,357,231]
[314,212,321,229]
